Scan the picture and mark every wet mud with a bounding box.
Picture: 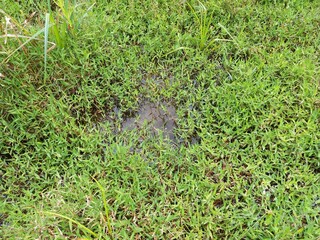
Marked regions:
[121,101,177,142]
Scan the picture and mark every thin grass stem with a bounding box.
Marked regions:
[42,211,98,238]
[93,177,113,237]
[44,13,50,82]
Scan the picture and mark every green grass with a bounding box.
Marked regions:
[1,0,320,239]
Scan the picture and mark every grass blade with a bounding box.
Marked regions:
[93,177,112,236]
[42,211,98,238]
[1,27,45,65]
[217,22,239,47]
[44,13,50,81]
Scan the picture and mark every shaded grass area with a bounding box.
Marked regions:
[1,0,320,239]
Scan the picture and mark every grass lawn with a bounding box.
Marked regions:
[1,0,319,239]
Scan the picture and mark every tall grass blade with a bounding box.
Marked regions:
[42,211,98,238]
[93,177,113,236]
[44,13,50,81]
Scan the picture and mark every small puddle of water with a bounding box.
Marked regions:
[121,101,178,142]
[100,98,200,147]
